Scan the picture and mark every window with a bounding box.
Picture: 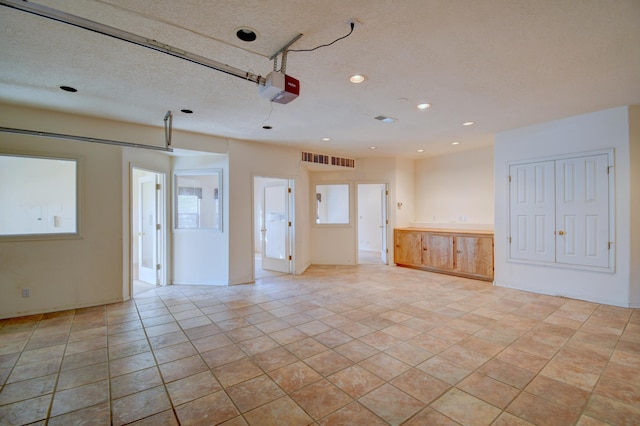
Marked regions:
[174,170,221,230]
[315,183,350,224]
[0,154,78,237]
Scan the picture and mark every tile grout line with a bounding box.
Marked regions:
[576,305,633,425]
[132,289,182,425]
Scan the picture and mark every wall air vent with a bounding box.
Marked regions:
[301,152,355,168]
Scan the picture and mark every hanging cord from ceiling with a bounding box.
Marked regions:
[269,22,355,73]
[287,22,355,54]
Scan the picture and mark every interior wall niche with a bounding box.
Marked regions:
[0,154,79,238]
[174,169,222,230]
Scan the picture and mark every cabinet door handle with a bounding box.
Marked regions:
[456,250,462,254]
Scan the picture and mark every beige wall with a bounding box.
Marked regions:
[394,157,415,228]
[414,146,494,228]
[227,140,311,284]
[0,132,124,318]
[3,101,636,318]
[0,103,228,318]
[310,157,406,265]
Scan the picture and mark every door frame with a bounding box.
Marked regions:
[130,166,167,293]
[138,174,158,284]
[252,175,294,279]
[356,182,389,265]
[506,148,615,273]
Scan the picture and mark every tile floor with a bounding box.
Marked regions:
[1,265,639,425]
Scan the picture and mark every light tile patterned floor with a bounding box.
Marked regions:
[1,265,639,425]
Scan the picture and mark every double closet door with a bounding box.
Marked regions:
[509,151,613,270]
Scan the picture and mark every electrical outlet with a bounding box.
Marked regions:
[22,288,30,298]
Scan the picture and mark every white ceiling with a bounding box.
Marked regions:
[1,0,639,158]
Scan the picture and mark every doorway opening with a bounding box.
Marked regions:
[357,183,388,265]
[253,177,293,279]
[131,167,166,295]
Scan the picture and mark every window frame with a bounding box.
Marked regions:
[313,182,352,226]
[0,152,83,242]
[173,168,223,232]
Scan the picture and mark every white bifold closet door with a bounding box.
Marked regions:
[509,153,610,269]
[555,154,610,268]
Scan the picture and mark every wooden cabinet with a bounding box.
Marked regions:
[454,235,494,278]
[394,230,423,265]
[423,234,454,270]
[394,228,494,281]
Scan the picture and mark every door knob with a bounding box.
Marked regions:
[558,230,565,236]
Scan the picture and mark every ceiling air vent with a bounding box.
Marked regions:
[302,152,355,168]
[374,115,397,123]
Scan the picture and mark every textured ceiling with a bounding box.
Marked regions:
[1,0,639,158]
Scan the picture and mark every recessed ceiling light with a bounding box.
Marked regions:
[262,125,272,130]
[417,103,431,110]
[236,27,257,42]
[180,109,193,114]
[349,74,366,84]
[397,98,408,102]
[417,149,425,153]
[462,121,475,126]
[369,146,377,150]
[321,137,331,142]
[374,115,397,123]
[59,85,77,93]
[451,141,460,145]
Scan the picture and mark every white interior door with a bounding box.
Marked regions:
[261,182,290,273]
[555,154,610,268]
[138,175,158,284]
[357,183,388,264]
[509,161,556,262]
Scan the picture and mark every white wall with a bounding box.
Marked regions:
[494,107,636,307]
[172,154,229,285]
[227,140,310,284]
[629,106,640,307]
[414,146,494,228]
[296,168,311,274]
